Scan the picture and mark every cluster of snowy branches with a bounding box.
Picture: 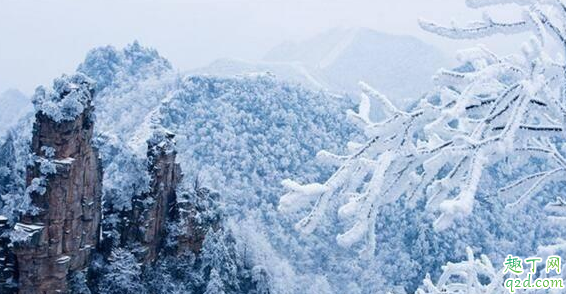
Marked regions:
[417,245,566,293]
[280,0,566,258]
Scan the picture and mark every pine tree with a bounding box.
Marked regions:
[0,126,33,223]
[68,271,92,294]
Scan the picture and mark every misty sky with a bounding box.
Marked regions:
[0,0,524,95]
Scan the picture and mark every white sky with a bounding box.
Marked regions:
[0,0,524,95]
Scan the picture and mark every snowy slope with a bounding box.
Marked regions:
[0,89,32,138]
[153,74,358,207]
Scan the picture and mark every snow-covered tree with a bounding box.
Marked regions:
[200,229,243,293]
[205,269,227,294]
[77,40,171,93]
[68,270,92,294]
[250,266,272,294]
[97,249,147,294]
[0,124,32,223]
[143,253,202,294]
[416,0,566,290]
[536,198,566,270]
[417,245,566,294]
[280,0,566,257]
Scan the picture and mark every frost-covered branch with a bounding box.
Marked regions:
[419,17,530,40]
[416,247,507,294]
[422,0,566,55]
[280,0,566,256]
[418,245,566,293]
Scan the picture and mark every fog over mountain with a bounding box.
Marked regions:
[0,0,524,95]
[193,28,448,109]
[265,28,448,106]
[0,89,32,138]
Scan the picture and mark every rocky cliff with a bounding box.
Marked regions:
[11,74,102,294]
[127,130,182,262]
[0,68,254,293]
[175,186,222,255]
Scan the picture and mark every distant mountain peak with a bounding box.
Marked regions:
[77,41,172,93]
[1,88,26,98]
[264,27,449,107]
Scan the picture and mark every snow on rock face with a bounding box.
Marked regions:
[12,71,102,293]
[124,128,182,263]
[31,73,95,122]
[147,128,177,156]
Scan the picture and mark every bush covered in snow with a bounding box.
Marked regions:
[32,73,95,122]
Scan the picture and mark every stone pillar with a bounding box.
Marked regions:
[12,74,102,294]
[129,130,182,263]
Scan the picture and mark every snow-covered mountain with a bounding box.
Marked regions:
[74,43,358,211]
[75,43,361,293]
[0,42,361,293]
[2,0,566,292]
[0,39,457,294]
[0,89,32,138]
[5,36,553,293]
